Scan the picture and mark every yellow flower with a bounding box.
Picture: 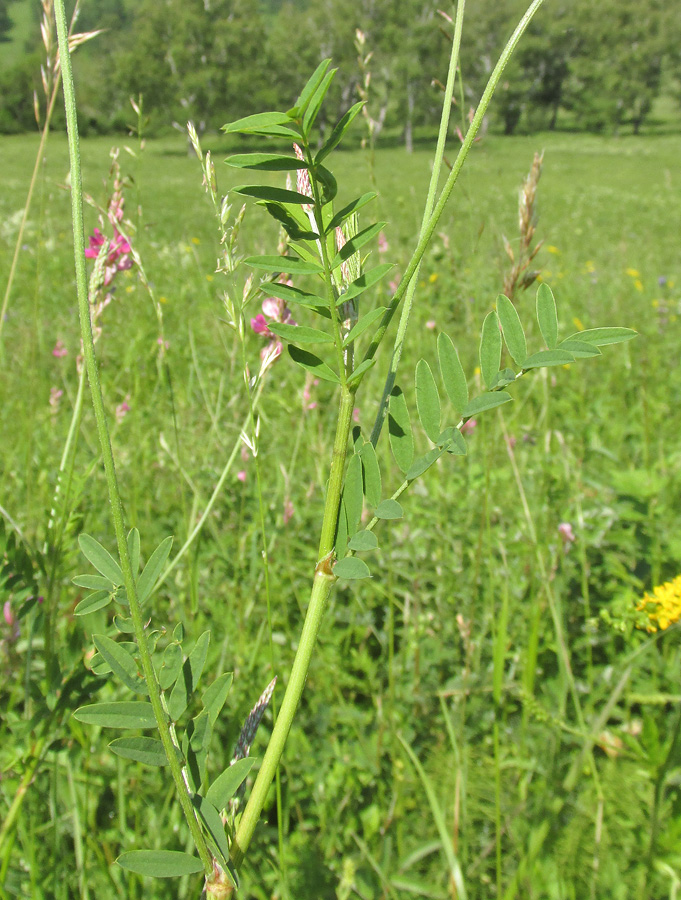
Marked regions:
[191,237,201,245]
[125,285,134,293]
[159,296,168,304]
[206,274,214,282]
[634,279,643,292]
[474,366,481,376]
[546,245,560,255]
[652,299,659,308]
[636,575,681,633]
[428,272,439,284]
[625,267,640,278]
[584,260,596,273]
[572,317,584,331]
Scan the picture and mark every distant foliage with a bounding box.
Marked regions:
[1,0,679,136]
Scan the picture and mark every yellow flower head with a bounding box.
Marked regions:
[547,245,560,255]
[636,575,681,632]
[625,267,640,278]
[429,272,439,284]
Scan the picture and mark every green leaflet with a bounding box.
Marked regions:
[479,310,502,389]
[302,67,336,135]
[74,590,112,619]
[316,101,365,165]
[291,58,332,119]
[93,634,146,694]
[359,442,382,508]
[343,453,364,536]
[341,263,394,302]
[225,153,307,171]
[348,530,378,552]
[202,672,234,727]
[375,499,403,520]
[536,283,558,349]
[167,631,211,722]
[137,536,173,604]
[333,557,371,580]
[232,184,315,206]
[461,392,512,417]
[78,533,123,584]
[222,111,292,135]
[388,386,414,473]
[329,222,386,270]
[244,255,322,275]
[288,346,340,384]
[415,359,441,443]
[73,701,158,729]
[326,192,377,233]
[205,757,257,812]
[562,326,637,346]
[437,332,468,412]
[496,294,527,366]
[342,307,386,349]
[269,323,334,344]
[109,737,171,767]
[117,849,205,878]
[522,350,574,369]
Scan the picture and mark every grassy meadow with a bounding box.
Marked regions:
[1,127,681,899]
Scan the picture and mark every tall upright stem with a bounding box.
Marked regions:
[53,0,214,877]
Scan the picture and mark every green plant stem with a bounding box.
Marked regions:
[360,0,545,386]
[230,357,357,874]
[369,0,465,446]
[53,0,213,878]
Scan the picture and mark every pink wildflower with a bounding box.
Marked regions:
[378,231,389,255]
[388,278,400,294]
[558,522,575,549]
[353,407,360,423]
[49,386,63,413]
[461,418,477,436]
[3,601,14,627]
[115,395,131,423]
[425,319,437,330]
[85,227,132,286]
[283,499,294,525]
[251,313,272,337]
[252,282,297,368]
[52,340,68,358]
[237,470,247,483]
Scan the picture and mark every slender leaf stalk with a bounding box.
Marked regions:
[361,0,546,384]
[53,0,214,877]
[370,0,466,446]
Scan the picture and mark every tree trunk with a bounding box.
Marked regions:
[404,81,414,153]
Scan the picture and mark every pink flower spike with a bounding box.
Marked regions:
[52,340,68,358]
[3,600,14,626]
[85,228,105,258]
[251,314,271,337]
[262,297,284,320]
[558,522,575,547]
[461,418,477,435]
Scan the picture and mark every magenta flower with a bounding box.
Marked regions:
[378,231,389,255]
[558,522,575,549]
[251,281,297,369]
[85,227,132,286]
[237,470,247,483]
[52,340,68,358]
[461,418,477,436]
[3,601,14,627]
[115,396,131,423]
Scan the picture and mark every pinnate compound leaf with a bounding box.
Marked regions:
[78,534,123,584]
[360,442,382,507]
[74,591,112,616]
[225,153,307,171]
[536,283,558,349]
[388,386,414,473]
[167,631,211,722]
[461,391,512,417]
[206,757,257,811]
[316,101,365,164]
[191,794,232,871]
[291,59,331,119]
[109,737,170,766]
[557,339,602,358]
[562,326,637,346]
[342,307,386,348]
[202,672,233,727]
[375,499,403,520]
[137,536,173,604]
[245,255,322,275]
[348,530,378,552]
[522,349,574,369]
[326,192,377,233]
[93,634,146,694]
[346,358,376,388]
[496,294,527,365]
[341,263,394,301]
[333,557,371,580]
[288,346,340,384]
[330,222,386,270]
[437,333,468,411]
[415,359,441,442]
[479,310,502,389]
[117,849,205,878]
[73,701,157,729]
[222,111,292,135]
[269,323,334,344]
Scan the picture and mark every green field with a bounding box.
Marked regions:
[1,128,681,898]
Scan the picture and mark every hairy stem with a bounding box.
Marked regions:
[53,0,214,877]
